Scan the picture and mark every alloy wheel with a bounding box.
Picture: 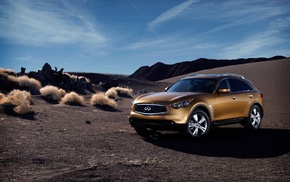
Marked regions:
[250,107,261,129]
[188,111,209,137]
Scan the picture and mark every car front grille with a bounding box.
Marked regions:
[134,104,167,115]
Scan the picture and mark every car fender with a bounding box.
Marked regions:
[249,100,264,118]
[188,102,213,122]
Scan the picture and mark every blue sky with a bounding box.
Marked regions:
[1,0,289,74]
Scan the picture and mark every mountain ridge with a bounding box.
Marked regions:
[129,56,287,81]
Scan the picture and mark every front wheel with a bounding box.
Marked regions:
[244,105,262,129]
[186,109,211,138]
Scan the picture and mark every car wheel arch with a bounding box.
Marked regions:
[244,104,263,129]
[189,104,212,122]
[250,102,264,118]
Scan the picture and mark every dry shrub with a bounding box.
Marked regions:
[0,68,17,76]
[61,92,85,106]
[90,93,117,108]
[64,73,90,84]
[108,87,133,98]
[85,77,91,84]
[6,89,31,105]
[64,73,78,80]
[105,89,118,98]
[17,75,42,90]
[5,75,41,91]
[7,75,18,83]
[40,85,66,102]
[0,93,7,105]
[5,90,33,115]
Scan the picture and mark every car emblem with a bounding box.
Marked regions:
[144,106,151,111]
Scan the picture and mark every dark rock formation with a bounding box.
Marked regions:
[100,77,119,89]
[26,63,89,94]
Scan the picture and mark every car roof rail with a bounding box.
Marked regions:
[187,74,218,77]
[187,74,204,77]
[221,73,245,79]
[186,73,245,79]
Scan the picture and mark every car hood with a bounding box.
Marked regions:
[134,92,203,103]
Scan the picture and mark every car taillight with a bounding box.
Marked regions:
[259,93,263,98]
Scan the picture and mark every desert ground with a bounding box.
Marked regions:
[1,59,290,181]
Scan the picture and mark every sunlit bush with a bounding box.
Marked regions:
[17,75,42,90]
[0,93,7,105]
[61,92,85,106]
[64,73,90,84]
[90,93,117,108]
[105,89,118,98]
[5,90,33,115]
[40,85,66,102]
[106,87,133,98]
[0,68,17,76]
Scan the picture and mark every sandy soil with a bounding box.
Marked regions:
[1,59,290,181]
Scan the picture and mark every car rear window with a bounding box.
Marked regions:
[229,79,253,92]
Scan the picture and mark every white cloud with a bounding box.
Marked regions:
[190,1,288,36]
[16,55,36,61]
[222,38,276,59]
[221,17,289,59]
[149,0,199,28]
[0,0,106,46]
[124,39,165,50]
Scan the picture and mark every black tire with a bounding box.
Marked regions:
[244,105,262,129]
[186,109,211,138]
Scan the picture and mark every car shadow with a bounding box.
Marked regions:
[143,128,290,158]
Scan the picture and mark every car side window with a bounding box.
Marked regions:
[217,79,230,90]
[229,79,253,92]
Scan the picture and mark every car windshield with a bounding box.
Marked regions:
[167,78,217,93]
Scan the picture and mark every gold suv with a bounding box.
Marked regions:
[129,74,264,138]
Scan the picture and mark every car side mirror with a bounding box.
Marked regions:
[218,88,230,93]
[165,87,169,91]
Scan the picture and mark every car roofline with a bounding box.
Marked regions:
[186,73,245,79]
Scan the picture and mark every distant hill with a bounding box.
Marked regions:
[129,56,287,81]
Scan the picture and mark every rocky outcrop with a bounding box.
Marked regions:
[26,63,88,94]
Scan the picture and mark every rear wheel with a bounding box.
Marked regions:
[244,105,262,129]
[186,109,211,138]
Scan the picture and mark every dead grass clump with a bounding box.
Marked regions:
[40,86,66,102]
[0,93,7,105]
[5,90,33,115]
[85,77,91,84]
[64,73,90,84]
[1,73,41,95]
[7,75,18,83]
[105,89,118,98]
[17,75,42,90]
[0,68,17,76]
[90,93,117,108]
[107,87,133,98]
[6,89,31,106]
[61,92,85,106]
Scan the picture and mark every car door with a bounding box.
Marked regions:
[228,78,256,118]
[213,79,240,121]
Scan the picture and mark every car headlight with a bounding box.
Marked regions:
[171,99,193,109]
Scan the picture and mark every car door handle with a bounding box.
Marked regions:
[248,95,253,98]
[232,96,237,100]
